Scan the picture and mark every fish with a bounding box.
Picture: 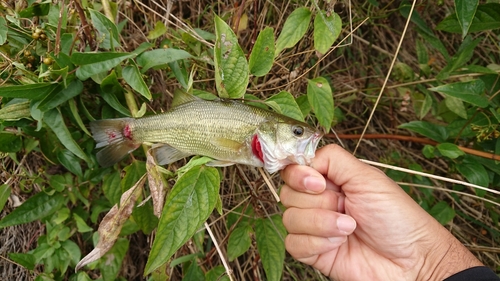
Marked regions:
[90,90,323,173]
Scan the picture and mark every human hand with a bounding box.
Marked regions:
[280,144,482,280]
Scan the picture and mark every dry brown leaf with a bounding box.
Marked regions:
[75,175,146,271]
[146,149,166,217]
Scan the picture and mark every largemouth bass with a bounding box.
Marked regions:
[90,91,323,173]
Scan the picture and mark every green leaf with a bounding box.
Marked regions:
[438,4,500,34]
[429,201,455,225]
[411,91,432,120]
[444,96,467,119]
[307,77,334,132]
[89,9,120,49]
[205,266,230,281]
[69,98,92,136]
[136,49,192,73]
[398,121,448,143]
[275,7,311,57]
[266,91,304,122]
[0,132,22,153]
[37,79,83,112]
[103,171,122,205]
[0,192,65,229]
[436,143,465,159]
[121,161,147,193]
[147,21,167,40]
[0,83,58,100]
[9,252,36,270]
[0,17,7,45]
[436,36,482,80]
[227,225,252,261]
[314,11,342,54]
[19,3,50,17]
[100,71,131,117]
[255,215,286,281]
[0,184,11,214]
[183,261,205,281]
[44,108,90,163]
[99,238,129,281]
[122,63,152,100]
[72,52,135,80]
[57,150,83,178]
[429,80,489,108]
[296,95,311,118]
[249,27,275,77]
[455,0,479,38]
[73,213,93,233]
[132,202,159,235]
[43,108,90,163]
[456,161,489,188]
[145,166,220,274]
[213,15,249,99]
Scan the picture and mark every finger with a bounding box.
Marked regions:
[280,165,326,194]
[280,184,342,211]
[283,208,356,236]
[284,234,345,260]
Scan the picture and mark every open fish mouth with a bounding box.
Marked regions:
[286,131,323,166]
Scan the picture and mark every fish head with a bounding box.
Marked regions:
[257,120,323,173]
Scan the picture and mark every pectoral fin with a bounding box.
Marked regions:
[152,144,192,165]
[205,160,236,167]
[210,137,244,153]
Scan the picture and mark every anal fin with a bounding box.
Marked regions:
[153,144,192,165]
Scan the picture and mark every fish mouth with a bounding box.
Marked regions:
[287,131,323,166]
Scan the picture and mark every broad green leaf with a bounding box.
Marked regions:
[48,3,67,30]
[266,91,304,122]
[100,71,131,116]
[438,3,500,33]
[275,7,311,57]
[436,143,465,159]
[122,63,152,100]
[136,49,192,73]
[436,36,482,80]
[255,215,286,281]
[227,225,252,261]
[314,11,342,54]
[0,184,11,212]
[213,15,249,99]
[307,77,334,132]
[147,21,167,40]
[429,201,456,225]
[9,253,36,270]
[456,161,489,188]
[61,240,81,268]
[100,238,129,281]
[73,213,93,233]
[444,96,467,119]
[0,132,22,153]
[103,171,122,205]
[37,79,83,112]
[0,192,65,229]
[121,161,147,193]
[69,98,91,136]
[0,83,58,100]
[296,95,311,118]
[145,166,220,274]
[18,3,50,17]
[89,9,120,49]
[57,150,83,178]
[44,108,90,163]
[411,91,432,120]
[132,202,159,235]
[0,17,7,45]
[205,266,230,281]
[429,80,489,108]
[72,52,135,80]
[398,121,448,143]
[183,261,205,281]
[249,27,275,77]
[455,0,479,38]
[0,99,30,121]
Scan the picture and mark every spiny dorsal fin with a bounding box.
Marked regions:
[171,89,199,108]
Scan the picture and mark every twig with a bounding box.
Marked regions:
[204,222,234,281]
[328,133,500,161]
[258,167,280,202]
[353,0,417,155]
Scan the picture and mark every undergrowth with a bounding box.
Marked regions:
[0,0,499,280]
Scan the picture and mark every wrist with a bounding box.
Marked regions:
[416,226,483,281]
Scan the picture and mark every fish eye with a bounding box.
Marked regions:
[292,125,304,137]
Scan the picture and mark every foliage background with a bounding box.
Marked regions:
[1,0,500,280]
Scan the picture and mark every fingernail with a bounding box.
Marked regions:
[303,176,325,193]
[337,216,356,234]
[328,236,347,244]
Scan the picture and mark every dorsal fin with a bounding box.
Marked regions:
[171,89,199,107]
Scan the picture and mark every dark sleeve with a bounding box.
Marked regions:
[444,266,499,281]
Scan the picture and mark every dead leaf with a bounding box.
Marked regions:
[76,175,146,271]
[147,149,166,217]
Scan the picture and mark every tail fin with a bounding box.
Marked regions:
[90,118,140,167]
